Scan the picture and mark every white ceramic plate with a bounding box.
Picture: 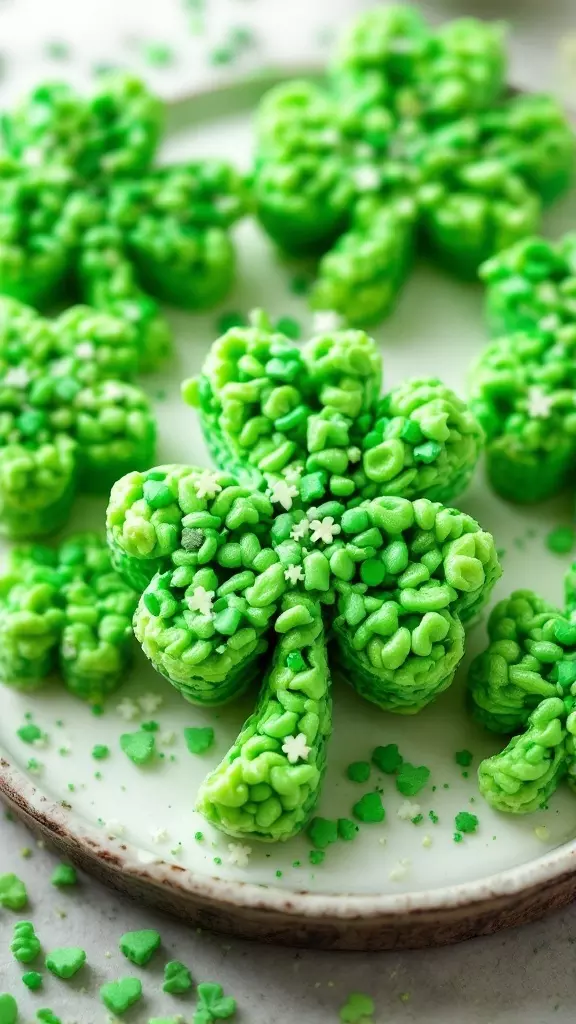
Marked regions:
[3,75,576,949]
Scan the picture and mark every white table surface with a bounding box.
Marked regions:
[2,1,576,1021]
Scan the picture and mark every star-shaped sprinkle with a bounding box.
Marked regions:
[227,842,252,867]
[75,341,96,360]
[187,585,215,617]
[151,827,169,844]
[352,165,381,191]
[281,732,311,764]
[312,310,343,334]
[310,516,341,544]
[268,479,299,510]
[527,386,555,419]
[116,698,140,721]
[284,564,305,586]
[194,469,223,501]
[4,367,30,388]
[137,692,163,714]
[290,518,310,541]
[347,446,362,463]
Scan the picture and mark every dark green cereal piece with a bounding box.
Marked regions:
[184,727,215,754]
[372,744,403,774]
[346,761,371,783]
[455,811,479,834]
[119,928,161,966]
[50,864,77,887]
[163,959,193,994]
[353,792,385,823]
[307,817,338,849]
[396,763,430,796]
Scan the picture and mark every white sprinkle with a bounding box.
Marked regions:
[352,164,381,192]
[422,834,433,849]
[526,385,555,419]
[106,820,126,839]
[268,478,299,511]
[388,859,411,882]
[310,516,341,545]
[312,310,343,334]
[138,692,163,715]
[159,730,176,747]
[194,469,223,501]
[534,825,551,842]
[187,585,215,617]
[151,827,169,844]
[227,842,252,868]
[116,698,140,722]
[347,446,362,464]
[397,801,421,822]
[284,564,305,586]
[75,341,96,360]
[290,518,310,541]
[4,367,30,388]
[281,732,311,764]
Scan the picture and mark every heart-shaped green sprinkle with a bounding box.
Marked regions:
[50,864,77,887]
[339,992,375,1023]
[352,792,385,823]
[163,959,193,994]
[0,873,28,910]
[45,947,86,979]
[100,977,142,1015]
[119,731,156,765]
[0,993,18,1024]
[395,763,430,796]
[119,928,161,966]
[184,726,215,755]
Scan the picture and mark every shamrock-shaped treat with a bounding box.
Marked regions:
[0,74,247,361]
[469,317,576,503]
[107,316,500,840]
[0,298,156,538]
[468,587,576,813]
[0,533,138,702]
[252,6,574,326]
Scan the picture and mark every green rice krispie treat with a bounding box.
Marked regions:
[0,297,156,538]
[0,533,138,701]
[106,315,500,841]
[469,322,576,503]
[469,583,576,814]
[252,6,573,326]
[0,74,247,341]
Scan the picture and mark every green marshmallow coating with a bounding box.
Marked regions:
[252,7,573,327]
[0,533,138,701]
[0,74,246,335]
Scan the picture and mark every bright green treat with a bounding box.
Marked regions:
[0,994,17,1024]
[0,297,156,537]
[119,928,161,966]
[0,872,28,910]
[252,7,572,326]
[0,75,246,328]
[469,322,576,503]
[107,315,499,841]
[0,533,138,702]
[478,697,568,814]
[100,977,142,1015]
[11,920,41,963]
[467,590,575,734]
[45,946,86,979]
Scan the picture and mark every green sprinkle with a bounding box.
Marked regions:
[0,995,17,1024]
[141,720,159,732]
[91,744,109,760]
[17,723,43,744]
[184,726,215,755]
[546,525,575,554]
[286,651,306,672]
[143,42,175,67]
[275,870,283,878]
[11,921,40,963]
[396,763,430,796]
[100,977,142,1015]
[309,850,325,866]
[455,811,479,834]
[453,832,463,843]
[339,992,375,1023]
[45,947,86,979]
[119,929,161,966]
[163,959,193,994]
[51,864,77,888]
[275,316,301,340]
[120,731,156,765]
[372,744,403,774]
[346,761,371,783]
[27,758,42,774]
[0,873,28,910]
[428,810,439,824]
[214,857,222,866]
[209,45,235,66]
[194,982,236,1023]
[45,40,69,59]
[143,479,174,509]
[22,971,43,990]
[454,749,473,767]
[413,440,442,463]
[195,831,204,841]
[411,813,424,825]
[352,792,385,823]
[307,816,338,849]
[337,818,359,841]
[37,1012,61,1024]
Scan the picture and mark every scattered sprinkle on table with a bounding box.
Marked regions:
[0,994,18,1024]
[37,1011,62,1024]
[396,763,430,796]
[50,864,77,888]
[11,921,40,962]
[120,731,156,765]
[455,811,479,834]
[307,817,338,849]
[337,818,359,841]
[346,761,371,783]
[0,873,28,910]
[163,959,193,994]
[17,723,44,744]
[546,525,576,554]
[352,792,385,824]
[119,929,161,966]
[100,977,143,1015]
[339,992,375,1023]
[372,744,403,774]
[45,947,86,979]
[143,42,175,66]
[309,850,325,866]
[184,726,215,755]
[22,971,43,990]
[194,981,236,1023]
[92,744,110,760]
[455,749,473,767]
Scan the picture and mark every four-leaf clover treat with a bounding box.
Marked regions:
[0,73,247,350]
[106,316,500,840]
[252,6,574,326]
[468,586,576,813]
[0,533,138,702]
[0,298,156,537]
